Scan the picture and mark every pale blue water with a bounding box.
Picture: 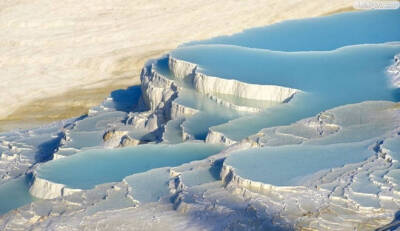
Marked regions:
[226,141,373,186]
[124,168,171,203]
[185,9,400,51]
[172,44,400,93]
[165,9,400,188]
[154,57,246,140]
[227,133,400,186]
[37,143,224,189]
[176,89,243,139]
[172,44,400,141]
[384,136,400,168]
[65,131,104,149]
[0,177,34,215]
[162,118,185,144]
[73,111,127,132]
[2,9,400,216]
[181,167,217,187]
[170,9,400,141]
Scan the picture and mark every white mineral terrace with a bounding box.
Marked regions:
[4,3,400,231]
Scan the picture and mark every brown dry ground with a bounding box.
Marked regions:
[0,48,165,132]
[321,6,357,16]
[0,76,139,132]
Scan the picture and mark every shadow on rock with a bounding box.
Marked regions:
[376,211,400,231]
[35,132,65,163]
[110,86,142,112]
[182,204,293,231]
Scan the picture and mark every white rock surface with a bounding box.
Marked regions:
[218,101,400,230]
[168,56,197,80]
[193,72,299,102]
[388,54,400,87]
[141,67,177,112]
[249,101,398,147]
[126,66,179,133]
[0,0,352,122]
[168,57,300,103]
[206,130,237,145]
[29,174,81,199]
[170,102,199,120]
[207,94,262,113]
[102,129,128,148]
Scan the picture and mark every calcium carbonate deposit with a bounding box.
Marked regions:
[0,9,400,231]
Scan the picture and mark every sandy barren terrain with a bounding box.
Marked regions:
[0,0,353,131]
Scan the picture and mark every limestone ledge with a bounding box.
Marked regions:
[206,129,237,145]
[168,56,197,80]
[207,94,261,113]
[137,57,301,141]
[194,72,298,103]
[125,65,178,132]
[220,162,308,195]
[140,65,177,112]
[29,173,81,199]
[168,56,300,103]
[388,54,400,88]
[170,101,199,120]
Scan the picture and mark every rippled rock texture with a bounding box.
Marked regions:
[1,9,400,231]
